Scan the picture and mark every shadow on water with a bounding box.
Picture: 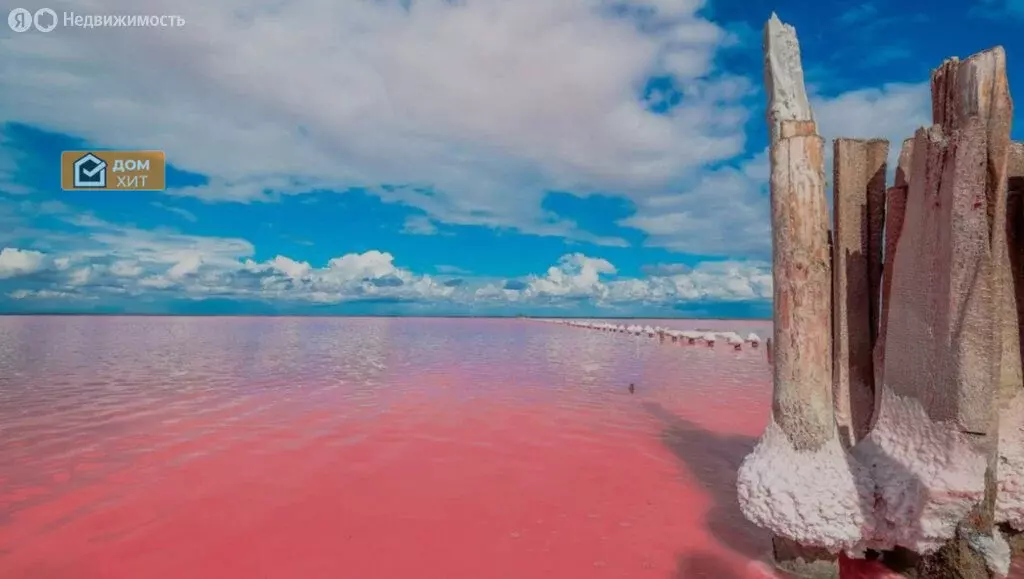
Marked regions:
[641,400,941,577]
[642,401,770,564]
[672,551,747,579]
[641,164,1024,577]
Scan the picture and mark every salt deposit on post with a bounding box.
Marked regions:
[766,120,833,438]
[533,320,774,360]
[737,14,1024,578]
[718,331,744,350]
[736,14,860,574]
[758,14,834,453]
[854,47,1014,575]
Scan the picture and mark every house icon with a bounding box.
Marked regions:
[73,152,107,188]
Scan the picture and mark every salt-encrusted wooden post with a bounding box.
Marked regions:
[872,139,914,403]
[762,16,833,454]
[737,15,856,577]
[832,138,889,447]
[998,142,1024,540]
[866,48,1012,577]
[771,117,834,447]
[1003,142,1024,404]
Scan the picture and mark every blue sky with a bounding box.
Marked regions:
[1,0,1022,318]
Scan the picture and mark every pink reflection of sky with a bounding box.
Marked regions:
[0,316,784,579]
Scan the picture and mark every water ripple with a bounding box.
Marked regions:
[0,316,781,579]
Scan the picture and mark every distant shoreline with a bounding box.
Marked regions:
[0,313,772,321]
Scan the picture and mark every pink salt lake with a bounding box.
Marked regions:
[0,316,1016,579]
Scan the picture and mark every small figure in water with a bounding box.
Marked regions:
[628,383,635,394]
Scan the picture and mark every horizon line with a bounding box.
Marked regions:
[0,312,773,321]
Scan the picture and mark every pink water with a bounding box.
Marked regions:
[0,316,1010,578]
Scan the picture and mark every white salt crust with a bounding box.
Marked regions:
[737,388,989,554]
[737,417,871,551]
[853,388,988,553]
[718,331,744,345]
[962,526,1011,577]
[996,393,1024,531]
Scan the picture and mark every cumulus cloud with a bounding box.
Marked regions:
[2,245,455,306]
[474,252,770,306]
[526,253,617,298]
[0,209,771,309]
[602,259,771,303]
[0,248,47,279]
[3,239,770,308]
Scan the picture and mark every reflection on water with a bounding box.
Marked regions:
[0,316,781,579]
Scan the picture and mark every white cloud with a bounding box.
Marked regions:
[619,80,932,256]
[0,0,752,249]
[10,289,81,300]
[474,252,770,306]
[263,256,312,280]
[109,260,144,278]
[811,82,931,185]
[611,259,772,302]
[0,247,47,279]
[526,253,618,298]
[1,211,770,308]
[401,215,439,235]
[0,1,937,263]
[67,267,95,286]
[151,202,198,222]
[619,149,771,256]
[321,251,402,281]
[0,204,459,304]
[167,254,204,279]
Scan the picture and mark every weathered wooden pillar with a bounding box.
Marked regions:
[998,142,1024,549]
[770,117,835,447]
[874,47,1012,578]
[832,138,889,447]
[1003,142,1024,404]
[736,14,844,579]
[872,139,914,405]
[866,149,887,343]
[763,15,833,455]
[994,145,1020,417]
